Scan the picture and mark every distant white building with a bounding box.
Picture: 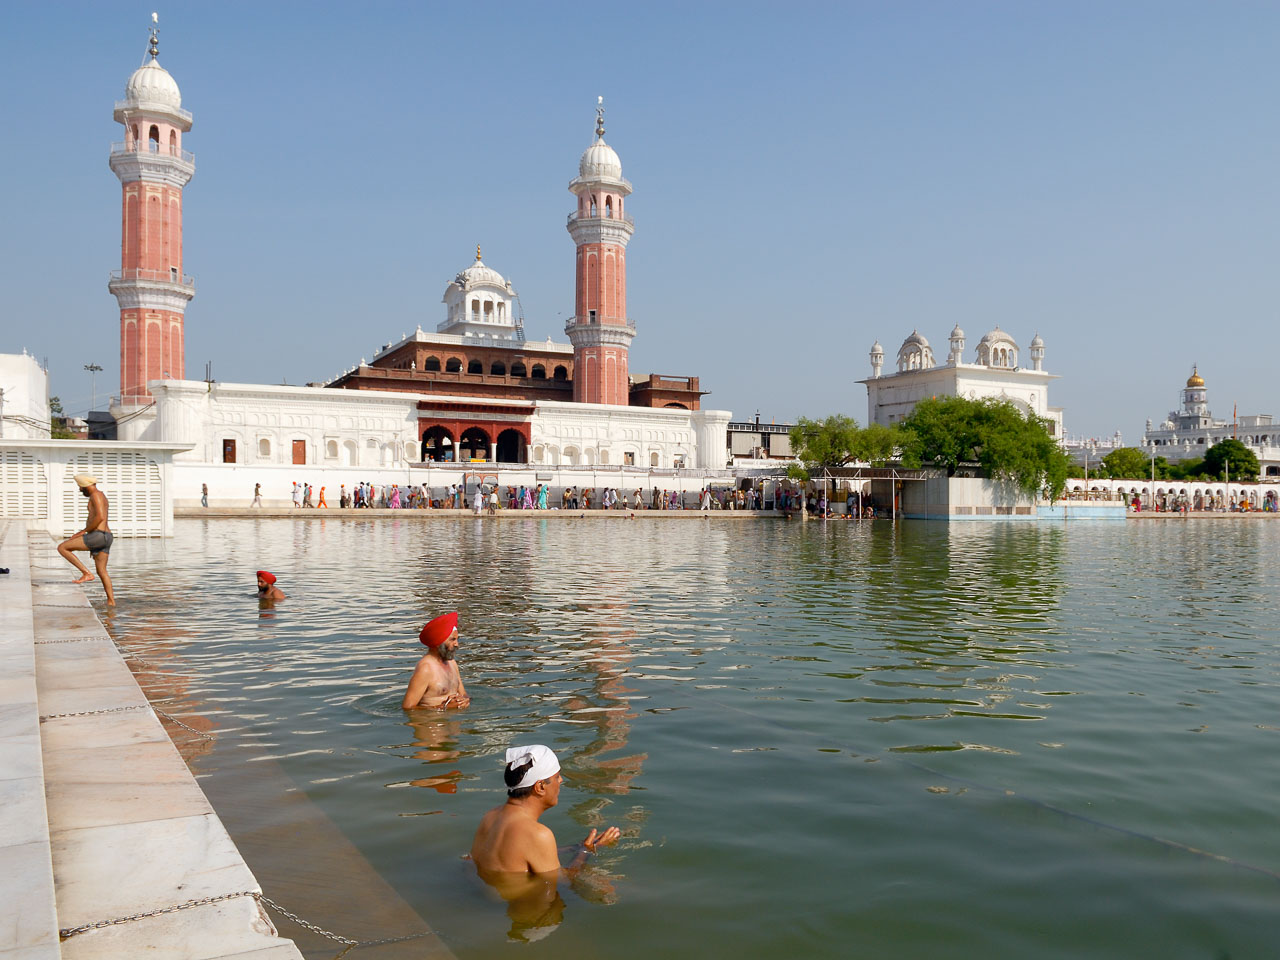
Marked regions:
[0,352,51,440]
[1143,367,1280,478]
[859,326,1063,437]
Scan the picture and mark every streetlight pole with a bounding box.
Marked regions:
[84,363,103,412]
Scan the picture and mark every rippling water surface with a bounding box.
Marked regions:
[102,517,1280,958]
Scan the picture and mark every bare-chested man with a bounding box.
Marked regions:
[256,570,286,600]
[58,474,115,606]
[402,611,470,710]
[470,745,620,878]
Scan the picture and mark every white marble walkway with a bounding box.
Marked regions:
[0,527,305,959]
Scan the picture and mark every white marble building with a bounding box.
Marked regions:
[0,352,52,440]
[859,326,1064,437]
[1142,367,1280,478]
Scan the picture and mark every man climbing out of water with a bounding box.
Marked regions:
[402,611,470,709]
[470,744,620,876]
[256,570,286,600]
[58,475,115,606]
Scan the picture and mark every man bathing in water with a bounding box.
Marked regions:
[57,475,115,605]
[471,744,620,876]
[402,611,470,709]
[256,570,286,600]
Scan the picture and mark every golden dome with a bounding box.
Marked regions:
[1186,365,1204,388]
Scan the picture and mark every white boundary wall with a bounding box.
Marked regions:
[0,440,190,537]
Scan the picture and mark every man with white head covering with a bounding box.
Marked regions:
[57,475,115,605]
[470,744,620,878]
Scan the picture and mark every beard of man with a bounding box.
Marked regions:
[438,646,456,661]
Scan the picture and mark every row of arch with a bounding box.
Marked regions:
[419,357,568,379]
[421,426,526,463]
[127,123,180,155]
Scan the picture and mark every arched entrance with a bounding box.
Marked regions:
[459,427,490,462]
[496,428,525,463]
[421,426,455,462]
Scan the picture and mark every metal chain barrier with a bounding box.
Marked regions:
[154,708,216,741]
[40,704,149,722]
[59,890,433,948]
[35,636,112,644]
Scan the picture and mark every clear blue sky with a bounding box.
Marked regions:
[4,2,1278,444]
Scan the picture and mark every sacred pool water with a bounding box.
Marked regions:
[100,517,1280,958]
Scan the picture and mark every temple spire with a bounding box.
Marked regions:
[595,95,605,139]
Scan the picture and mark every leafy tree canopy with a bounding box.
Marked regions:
[897,396,1071,500]
[1098,446,1150,479]
[1201,438,1260,482]
[788,415,899,481]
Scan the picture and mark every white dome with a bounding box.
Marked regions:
[454,252,507,289]
[579,138,623,180]
[870,340,884,354]
[125,60,182,109]
[901,330,930,349]
[978,325,1017,348]
[1030,332,1044,348]
[950,324,965,339]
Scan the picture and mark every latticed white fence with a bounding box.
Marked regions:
[0,445,170,537]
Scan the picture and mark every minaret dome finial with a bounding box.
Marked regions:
[476,244,482,261]
[595,95,605,139]
[149,12,159,59]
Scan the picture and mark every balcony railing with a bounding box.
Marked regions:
[109,268,195,288]
[567,211,634,228]
[110,140,196,165]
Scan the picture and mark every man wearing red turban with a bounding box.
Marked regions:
[403,611,469,710]
[256,570,286,601]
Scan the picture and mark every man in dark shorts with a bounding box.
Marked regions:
[58,474,115,605]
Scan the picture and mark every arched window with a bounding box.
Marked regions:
[531,364,546,379]
[424,356,441,372]
[553,365,568,380]
[511,362,527,378]
[590,196,598,217]
[467,359,483,374]
[130,123,139,145]
[446,357,462,373]
[650,452,660,467]
[258,438,271,459]
[490,361,506,376]
[664,402,689,410]
[600,449,610,465]
[148,124,160,146]
[325,439,339,459]
[168,130,177,155]
[605,197,613,218]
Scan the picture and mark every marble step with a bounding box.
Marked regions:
[27,533,303,960]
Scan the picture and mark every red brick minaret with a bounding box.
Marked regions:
[108,20,194,405]
[566,99,635,405]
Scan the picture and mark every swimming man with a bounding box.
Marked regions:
[58,474,115,605]
[256,570,286,600]
[470,744,620,877]
[402,611,470,709]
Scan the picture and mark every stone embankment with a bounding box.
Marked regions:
[0,521,304,958]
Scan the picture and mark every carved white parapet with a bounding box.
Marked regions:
[108,271,195,311]
[565,320,636,349]
[566,213,635,248]
[109,142,195,187]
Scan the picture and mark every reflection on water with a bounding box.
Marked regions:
[101,518,1280,959]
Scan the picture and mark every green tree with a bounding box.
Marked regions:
[1201,438,1260,481]
[897,396,1071,500]
[48,395,76,440]
[788,415,861,480]
[1099,447,1149,479]
[787,416,901,495]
